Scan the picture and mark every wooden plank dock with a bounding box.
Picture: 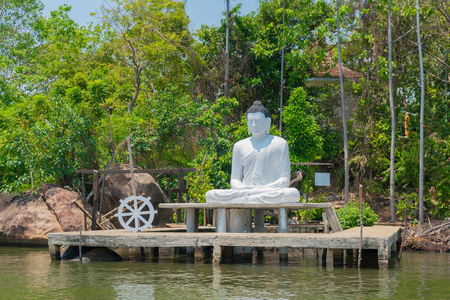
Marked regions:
[47,226,401,268]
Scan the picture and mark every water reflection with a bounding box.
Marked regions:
[0,247,448,299]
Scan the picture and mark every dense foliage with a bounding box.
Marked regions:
[0,0,448,219]
[337,202,378,230]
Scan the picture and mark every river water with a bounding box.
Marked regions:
[0,247,448,299]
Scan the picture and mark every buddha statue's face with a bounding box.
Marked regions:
[247,112,271,136]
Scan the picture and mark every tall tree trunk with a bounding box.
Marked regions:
[128,66,141,115]
[416,0,425,224]
[336,0,349,204]
[446,51,448,121]
[279,0,285,133]
[388,0,396,222]
[225,0,230,99]
[224,0,230,124]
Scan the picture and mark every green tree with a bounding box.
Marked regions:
[99,0,193,114]
[283,87,323,162]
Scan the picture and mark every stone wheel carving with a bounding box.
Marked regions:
[115,195,157,232]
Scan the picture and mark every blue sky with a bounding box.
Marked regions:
[41,0,260,31]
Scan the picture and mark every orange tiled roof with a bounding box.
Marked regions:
[315,50,362,79]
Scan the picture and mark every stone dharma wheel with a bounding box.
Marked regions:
[115,195,157,232]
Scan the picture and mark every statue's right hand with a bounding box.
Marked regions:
[230,179,244,190]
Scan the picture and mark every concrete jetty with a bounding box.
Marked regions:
[47,225,401,268]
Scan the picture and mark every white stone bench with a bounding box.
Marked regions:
[158,202,343,233]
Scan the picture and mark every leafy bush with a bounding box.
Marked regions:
[297,195,326,222]
[337,202,378,230]
[396,192,418,221]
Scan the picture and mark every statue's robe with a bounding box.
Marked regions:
[206,136,300,203]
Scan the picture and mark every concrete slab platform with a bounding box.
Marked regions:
[47,226,401,268]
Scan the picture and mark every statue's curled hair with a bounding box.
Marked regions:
[246,101,270,118]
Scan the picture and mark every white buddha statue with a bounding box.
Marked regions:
[205,101,300,203]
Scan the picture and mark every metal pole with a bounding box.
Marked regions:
[279,0,285,133]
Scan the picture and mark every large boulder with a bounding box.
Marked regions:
[44,187,90,231]
[101,164,173,228]
[0,185,91,246]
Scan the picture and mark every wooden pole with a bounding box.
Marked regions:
[79,225,82,262]
[306,165,310,203]
[98,176,105,225]
[176,168,183,223]
[304,165,310,224]
[398,206,407,261]
[358,184,363,268]
[127,136,139,229]
[91,170,99,231]
[322,212,329,234]
[167,177,172,201]
[127,136,137,197]
[73,201,106,230]
[186,175,189,203]
[82,173,87,229]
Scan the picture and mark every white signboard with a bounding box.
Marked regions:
[315,173,330,186]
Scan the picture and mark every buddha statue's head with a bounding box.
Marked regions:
[246,101,271,135]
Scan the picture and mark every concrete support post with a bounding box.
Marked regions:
[228,209,252,232]
[254,209,265,258]
[344,249,354,267]
[216,209,227,233]
[378,244,390,269]
[326,249,334,269]
[213,244,222,264]
[391,239,397,254]
[185,208,199,259]
[48,240,61,261]
[254,209,265,233]
[321,248,327,266]
[151,247,159,260]
[379,260,389,269]
[333,249,344,267]
[279,208,288,262]
[228,209,252,258]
